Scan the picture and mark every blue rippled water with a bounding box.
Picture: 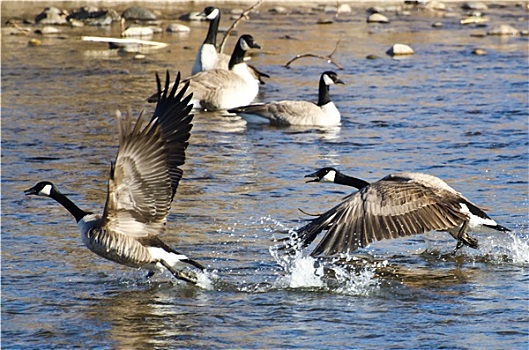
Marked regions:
[2,2,528,349]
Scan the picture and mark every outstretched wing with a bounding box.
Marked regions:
[287,175,469,256]
[102,71,194,237]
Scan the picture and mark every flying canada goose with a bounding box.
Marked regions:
[282,167,510,256]
[191,6,269,83]
[25,71,205,284]
[147,34,261,111]
[228,71,344,126]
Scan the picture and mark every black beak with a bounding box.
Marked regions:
[304,172,321,183]
[24,187,37,196]
[335,78,345,85]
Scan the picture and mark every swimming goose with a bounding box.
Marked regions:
[228,71,344,126]
[191,6,269,83]
[191,6,222,75]
[282,167,510,256]
[148,34,261,111]
[25,71,205,284]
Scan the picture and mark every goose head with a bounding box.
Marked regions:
[25,181,56,197]
[199,6,220,20]
[238,34,261,51]
[322,71,345,86]
[304,167,339,183]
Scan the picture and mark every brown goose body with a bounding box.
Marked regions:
[287,167,510,256]
[25,72,204,284]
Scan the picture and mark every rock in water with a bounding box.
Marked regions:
[386,44,414,56]
[121,7,156,21]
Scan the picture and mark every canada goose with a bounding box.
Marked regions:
[228,71,344,126]
[24,71,205,284]
[191,6,222,75]
[191,6,269,84]
[282,167,510,256]
[148,35,261,111]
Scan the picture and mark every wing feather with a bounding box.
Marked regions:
[292,174,470,256]
[102,72,194,237]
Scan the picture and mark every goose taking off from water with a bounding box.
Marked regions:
[228,71,344,126]
[148,34,262,111]
[282,167,510,256]
[25,71,205,284]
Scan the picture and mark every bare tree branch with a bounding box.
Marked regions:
[284,39,343,69]
[219,0,263,54]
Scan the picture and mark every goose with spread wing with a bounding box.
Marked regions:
[25,72,204,284]
[283,167,510,256]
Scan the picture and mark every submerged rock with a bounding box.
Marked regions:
[35,26,60,35]
[122,7,156,21]
[166,23,190,33]
[122,26,154,37]
[487,24,519,36]
[67,6,107,21]
[35,7,68,25]
[462,2,488,10]
[386,44,414,56]
[337,4,352,14]
[367,13,389,23]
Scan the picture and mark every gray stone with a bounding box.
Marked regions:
[462,2,488,10]
[122,26,154,37]
[35,7,68,25]
[89,15,113,26]
[36,26,60,35]
[386,43,414,56]
[425,1,446,11]
[337,4,352,14]
[269,7,289,15]
[487,24,519,36]
[121,7,157,21]
[432,21,444,28]
[367,13,389,23]
[166,23,190,33]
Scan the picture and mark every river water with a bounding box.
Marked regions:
[2,2,528,349]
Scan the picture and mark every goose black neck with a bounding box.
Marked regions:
[228,44,246,69]
[317,76,332,106]
[204,13,220,46]
[51,189,88,223]
[335,172,370,189]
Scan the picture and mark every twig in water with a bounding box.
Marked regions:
[284,39,343,70]
[219,0,263,53]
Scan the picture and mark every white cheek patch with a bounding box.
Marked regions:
[240,38,250,51]
[40,184,53,196]
[323,74,334,86]
[208,8,220,20]
[322,171,336,183]
[459,203,497,230]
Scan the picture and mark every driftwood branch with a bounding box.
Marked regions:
[284,39,343,70]
[218,0,263,54]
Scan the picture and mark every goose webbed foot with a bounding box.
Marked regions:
[159,260,198,284]
[452,220,479,255]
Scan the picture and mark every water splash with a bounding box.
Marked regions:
[478,230,529,266]
[269,244,380,295]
